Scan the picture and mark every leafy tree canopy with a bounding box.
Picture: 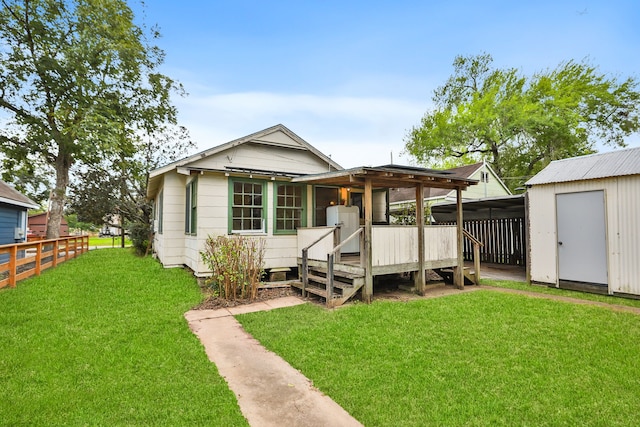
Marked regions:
[0,0,183,237]
[68,125,194,228]
[405,53,640,190]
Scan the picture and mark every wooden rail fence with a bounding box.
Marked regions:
[0,236,89,289]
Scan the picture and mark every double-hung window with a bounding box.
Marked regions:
[230,179,266,233]
[157,190,164,234]
[274,183,305,234]
[185,178,197,235]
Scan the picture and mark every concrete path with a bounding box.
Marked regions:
[185,297,363,427]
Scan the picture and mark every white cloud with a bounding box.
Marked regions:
[174,91,430,168]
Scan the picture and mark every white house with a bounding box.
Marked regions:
[147,124,342,276]
[148,124,482,305]
[526,147,640,296]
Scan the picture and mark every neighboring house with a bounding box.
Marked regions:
[526,147,640,297]
[100,214,122,236]
[28,212,69,238]
[147,124,342,276]
[0,180,39,245]
[389,161,511,221]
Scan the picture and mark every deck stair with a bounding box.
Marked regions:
[293,260,365,308]
[433,267,477,286]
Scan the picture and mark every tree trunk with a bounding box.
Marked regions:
[46,154,72,239]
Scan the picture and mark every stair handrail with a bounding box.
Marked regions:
[301,226,340,297]
[302,226,340,252]
[462,229,483,285]
[330,227,363,257]
[463,229,483,247]
[326,227,363,304]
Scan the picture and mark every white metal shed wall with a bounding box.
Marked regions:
[528,175,640,295]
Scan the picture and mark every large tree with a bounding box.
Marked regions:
[68,125,193,228]
[405,53,640,189]
[0,0,181,238]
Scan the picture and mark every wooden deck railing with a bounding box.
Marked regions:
[0,236,89,289]
[299,226,339,297]
[327,227,364,300]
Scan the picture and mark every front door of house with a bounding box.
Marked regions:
[556,190,608,285]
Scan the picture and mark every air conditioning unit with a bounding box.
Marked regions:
[14,227,25,240]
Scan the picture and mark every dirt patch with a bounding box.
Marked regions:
[194,287,294,310]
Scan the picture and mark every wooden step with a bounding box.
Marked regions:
[434,267,475,285]
[308,266,363,280]
[303,286,329,299]
[307,274,354,289]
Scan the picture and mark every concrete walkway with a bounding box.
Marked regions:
[185,297,363,427]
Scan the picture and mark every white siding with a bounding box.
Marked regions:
[528,175,640,295]
[172,173,309,276]
[153,173,186,267]
[611,176,640,295]
[297,227,335,261]
[188,143,332,175]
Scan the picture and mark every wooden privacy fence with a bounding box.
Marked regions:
[0,236,89,289]
[441,218,526,266]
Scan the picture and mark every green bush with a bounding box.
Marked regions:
[200,235,265,300]
[129,222,151,256]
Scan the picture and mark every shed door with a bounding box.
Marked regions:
[556,191,608,285]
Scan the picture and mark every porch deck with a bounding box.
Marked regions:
[291,165,479,305]
[295,225,461,306]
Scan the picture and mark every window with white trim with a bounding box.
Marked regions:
[157,190,164,234]
[230,179,265,233]
[185,178,197,235]
[274,183,305,234]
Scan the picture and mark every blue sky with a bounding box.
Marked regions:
[135,0,640,168]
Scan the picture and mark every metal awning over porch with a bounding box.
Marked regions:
[293,165,478,302]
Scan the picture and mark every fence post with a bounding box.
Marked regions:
[64,238,70,261]
[35,242,42,276]
[52,240,59,267]
[8,245,17,287]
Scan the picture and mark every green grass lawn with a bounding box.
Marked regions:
[0,249,247,426]
[87,236,132,247]
[237,292,640,426]
[482,278,640,309]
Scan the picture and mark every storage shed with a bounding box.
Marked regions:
[526,147,640,296]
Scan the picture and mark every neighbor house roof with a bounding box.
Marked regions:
[526,146,640,186]
[389,162,495,204]
[0,180,38,209]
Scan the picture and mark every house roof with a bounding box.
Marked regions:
[147,124,342,198]
[526,146,640,186]
[389,162,486,204]
[0,180,39,209]
[292,165,478,190]
[149,124,341,179]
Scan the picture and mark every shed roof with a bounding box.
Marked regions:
[0,180,39,209]
[526,146,640,186]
